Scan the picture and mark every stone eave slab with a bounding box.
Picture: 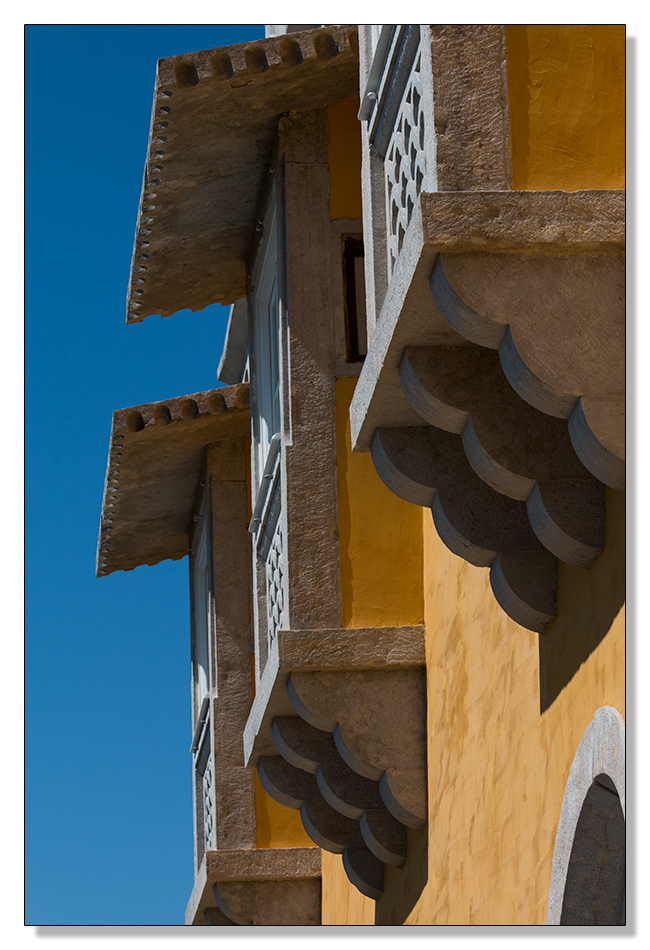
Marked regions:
[350,189,625,452]
[185,847,321,926]
[96,384,249,577]
[243,625,425,768]
[127,26,359,324]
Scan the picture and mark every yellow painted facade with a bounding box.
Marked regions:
[321,26,625,924]
[505,25,625,191]
[328,99,363,220]
[335,377,424,628]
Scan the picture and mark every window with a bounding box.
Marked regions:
[189,499,216,860]
[251,199,281,491]
[343,237,367,362]
[560,774,625,925]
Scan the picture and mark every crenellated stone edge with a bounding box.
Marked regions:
[96,383,249,577]
[126,26,359,324]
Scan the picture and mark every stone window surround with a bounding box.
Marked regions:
[546,706,625,925]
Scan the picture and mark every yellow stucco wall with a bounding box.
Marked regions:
[335,377,424,627]
[321,378,425,919]
[329,99,363,220]
[378,488,624,925]
[323,482,624,924]
[254,771,313,849]
[505,25,625,190]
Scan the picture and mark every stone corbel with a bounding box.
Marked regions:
[351,190,624,634]
[243,627,426,900]
[186,847,321,925]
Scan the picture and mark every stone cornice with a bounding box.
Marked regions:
[96,383,249,576]
[126,26,359,323]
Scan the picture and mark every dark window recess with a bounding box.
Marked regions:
[560,773,626,925]
[343,237,367,362]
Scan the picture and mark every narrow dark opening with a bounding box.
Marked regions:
[343,237,367,363]
[560,773,625,925]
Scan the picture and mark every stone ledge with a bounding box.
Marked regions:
[185,847,321,925]
[243,626,425,766]
[420,190,625,255]
[351,189,624,454]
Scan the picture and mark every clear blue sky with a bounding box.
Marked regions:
[25,24,264,926]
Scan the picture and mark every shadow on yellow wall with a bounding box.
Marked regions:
[540,487,625,711]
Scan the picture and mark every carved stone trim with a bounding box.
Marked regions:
[546,707,625,925]
[350,189,624,632]
[256,667,426,901]
[243,625,425,766]
[127,26,360,321]
[96,383,250,577]
[186,847,321,926]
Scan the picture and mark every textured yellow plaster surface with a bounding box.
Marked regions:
[328,99,363,220]
[320,379,424,921]
[406,488,624,925]
[335,378,424,628]
[506,25,625,191]
[321,852,375,925]
[321,486,624,924]
[253,771,313,849]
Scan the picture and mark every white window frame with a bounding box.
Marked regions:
[251,199,281,494]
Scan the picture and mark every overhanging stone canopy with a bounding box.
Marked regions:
[126,25,359,323]
[96,383,249,577]
[351,190,625,633]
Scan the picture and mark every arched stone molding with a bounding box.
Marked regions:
[546,706,625,925]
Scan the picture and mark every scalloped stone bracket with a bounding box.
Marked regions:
[350,189,625,455]
[186,847,322,926]
[398,346,606,569]
[349,190,623,634]
[371,426,558,633]
[430,253,625,491]
[242,626,426,901]
[257,669,426,900]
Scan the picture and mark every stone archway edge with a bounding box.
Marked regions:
[546,706,625,925]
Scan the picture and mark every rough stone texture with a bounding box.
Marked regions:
[350,190,625,453]
[95,383,249,576]
[278,107,342,636]
[420,189,625,254]
[546,707,625,925]
[126,26,359,322]
[255,664,426,900]
[243,625,425,766]
[186,847,321,925]
[206,451,256,852]
[210,879,321,926]
[427,25,512,193]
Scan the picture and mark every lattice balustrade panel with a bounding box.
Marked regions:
[385,48,426,275]
[202,749,216,852]
[265,519,285,652]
